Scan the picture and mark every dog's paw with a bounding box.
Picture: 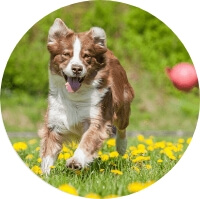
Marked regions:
[41,155,55,175]
[66,157,83,169]
[66,148,92,169]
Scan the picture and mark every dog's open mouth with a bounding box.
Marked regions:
[62,72,84,93]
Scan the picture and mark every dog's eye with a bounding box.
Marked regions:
[62,51,71,59]
[84,54,91,58]
[63,52,70,56]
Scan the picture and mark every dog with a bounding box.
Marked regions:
[38,18,134,175]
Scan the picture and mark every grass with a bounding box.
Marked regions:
[11,134,191,198]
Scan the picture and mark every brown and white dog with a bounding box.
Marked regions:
[38,18,134,174]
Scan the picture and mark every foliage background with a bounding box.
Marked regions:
[1,1,199,133]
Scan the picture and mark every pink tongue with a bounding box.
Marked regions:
[65,77,81,93]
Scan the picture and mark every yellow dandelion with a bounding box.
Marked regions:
[111,169,123,175]
[145,164,152,170]
[107,138,116,147]
[25,154,34,160]
[58,153,64,160]
[129,146,137,151]
[100,169,105,172]
[63,153,71,160]
[147,145,155,151]
[37,158,42,163]
[68,141,78,150]
[100,154,109,161]
[137,134,145,142]
[85,193,101,198]
[157,159,163,163]
[31,165,42,175]
[98,151,103,156]
[132,166,140,173]
[132,156,150,163]
[154,141,165,149]
[128,181,154,193]
[50,166,55,169]
[122,153,129,159]
[28,139,37,145]
[168,154,176,160]
[186,137,192,144]
[104,194,119,198]
[62,145,73,155]
[178,138,185,144]
[145,138,154,145]
[13,142,28,152]
[35,147,40,151]
[166,142,173,147]
[109,151,119,158]
[58,184,78,195]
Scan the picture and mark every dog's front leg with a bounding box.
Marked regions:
[38,127,65,175]
[66,123,111,169]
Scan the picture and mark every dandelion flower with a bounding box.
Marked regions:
[25,154,34,160]
[132,156,150,163]
[58,153,64,160]
[128,181,154,193]
[109,151,119,158]
[100,169,105,172]
[37,158,42,163]
[137,134,145,142]
[106,138,116,147]
[85,193,101,198]
[13,142,27,152]
[111,169,123,175]
[28,139,37,145]
[178,138,185,144]
[187,137,192,144]
[31,165,42,175]
[145,138,154,145]
[122,153,129,159]
[35,147,40,151]
[100,154,109,161]
[145,164,152,170]
[63,152,71,160]
[132,166,140,173]
[157,159,163,163]
[58,184,78,196]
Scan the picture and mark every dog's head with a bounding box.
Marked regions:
[47,18,107,93]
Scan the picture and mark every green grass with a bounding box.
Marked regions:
[10,135,191,198]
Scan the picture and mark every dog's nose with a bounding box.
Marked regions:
[72,65,83,75]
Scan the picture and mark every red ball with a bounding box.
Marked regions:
[166,63,198,91]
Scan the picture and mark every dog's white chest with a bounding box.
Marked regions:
[47,74,107,134]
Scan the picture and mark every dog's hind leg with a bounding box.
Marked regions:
[116,129,127,155]
[38,127,65,175]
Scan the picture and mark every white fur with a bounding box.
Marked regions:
[48,72,108,134]
[41,155,56,175]
[72,147,88,167]
[63,37,86,78]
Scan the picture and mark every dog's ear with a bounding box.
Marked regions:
[48,18,72,44]
[90,27,107,54]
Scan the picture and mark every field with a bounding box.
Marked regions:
[11,135,191,198]
[0,1,198,198]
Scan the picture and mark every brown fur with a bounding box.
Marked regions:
[38,18,134,172]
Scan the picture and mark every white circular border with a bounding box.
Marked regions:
[0,0,199,198]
